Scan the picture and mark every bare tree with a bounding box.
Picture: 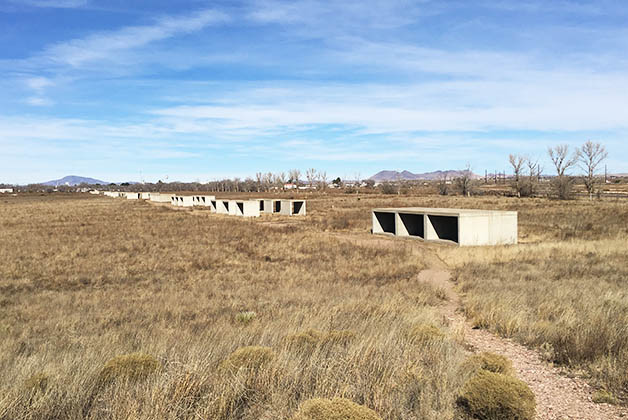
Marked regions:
[522,156,539,197]
[354,171,361,194]
[255,172,263,192]
[548,144,579,199]
[288,169,301,187]
[274,172,286,190]
[318,171,328,191]
[456,164,473,197]
[438,174,449,196]
[508,154,525,197]
[306,168,317,190]
[578,140,608,199]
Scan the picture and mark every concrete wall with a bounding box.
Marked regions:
[372,207,517,246]
[262,199,281,214]
[232,200,261,217]
[192,195,216,206]
[126,192,140,200]
[141,192,151,199]
[215,200,230,214]
[279,200,306,216]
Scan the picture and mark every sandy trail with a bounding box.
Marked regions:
[418,269,627,420]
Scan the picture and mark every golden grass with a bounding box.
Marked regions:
[0,194,467,419]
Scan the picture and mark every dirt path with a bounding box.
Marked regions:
[418,269,628,420]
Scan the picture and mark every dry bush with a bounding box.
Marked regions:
[409,324,446,344]
[457,370,536,420]
[219,346,275,373]
[292,397,382,420]
[98,353,161,384]
[464,352,514,376]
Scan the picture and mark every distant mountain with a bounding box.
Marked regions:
[369,169,481,182]
[42,175,109,186]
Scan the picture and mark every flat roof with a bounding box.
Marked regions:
[373,207,517,216]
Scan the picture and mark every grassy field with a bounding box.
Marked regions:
[0,194,469,420]
[1,192,628,418]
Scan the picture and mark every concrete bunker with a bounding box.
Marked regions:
[397,212,424,239]
[427,215,458,243]
[372,207,517,246]
[372,211,396,235]
[279,200,306,216]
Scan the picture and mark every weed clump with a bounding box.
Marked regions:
[465,352,514,376]
[284,329,356,351]
[292,397,382,420]
[23,372,50,394]
[457,370,536,420]
[235,311,257,324]
[98,352,161,384]
[409,324,445,343]
[592,389,617,405]
[220,346,275,373]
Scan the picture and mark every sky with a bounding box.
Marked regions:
[1,0,627,184]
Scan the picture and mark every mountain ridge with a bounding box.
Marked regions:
[369,169,481,182]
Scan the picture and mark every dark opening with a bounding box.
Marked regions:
[428,215,458,243]
[399,213,424,238]
[224,201,229,211]
[293,201,303,214]
[374,212,395,234]
[260,201,264,211]
[274,201,281,212]
[211,200,216,208]
[202,197,206,203]
[237,202,244,214]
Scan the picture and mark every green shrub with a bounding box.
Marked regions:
[592,389,617,405]
[457,370,535,420]
[220,346,275,373]
[465,352,514,376]
[409,324,445,343]
[98,352,161,384]
[292,397,382,420]
[235,311,257,324]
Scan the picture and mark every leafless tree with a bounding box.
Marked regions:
[438,174,449,195]
[288,169,301,187]
[578,140,608,199]
[548,144,579,199]
[456,164,473,197]
[354,171,361,194]
[318,171,327,191]
[274,172,286,190]
[306,168,317,190]
[521,156,539,197]
[508,154,525,197]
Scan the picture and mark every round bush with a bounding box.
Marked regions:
[284,329,356,351]
[99,352,161,384]
[220,346,275,373]
[410,324,445,343]
[465,352,514,376]
[292,397,382,420]
[457,370,536,420]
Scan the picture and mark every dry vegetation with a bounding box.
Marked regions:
[0,194,468,419]
[2,191,628,418]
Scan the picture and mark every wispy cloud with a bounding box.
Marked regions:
[9,0,88,9]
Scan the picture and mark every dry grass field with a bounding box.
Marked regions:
[1,192,628,418]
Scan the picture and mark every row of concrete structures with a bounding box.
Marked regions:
[372,207,517,246]
[101,191,306,217]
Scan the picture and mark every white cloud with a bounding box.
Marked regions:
[10,0,88,8]
[25,96,53,106]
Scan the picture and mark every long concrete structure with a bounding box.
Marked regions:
[126,192,140,200]
[172,195,194,207]
[280,200,306,216]
[372,207,517,246]
[193,195,216,207]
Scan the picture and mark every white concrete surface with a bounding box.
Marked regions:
[126,192,141,200]
[280,200,306,216]
[193,195,216,207]
[215,200,230,214]
[372,207,517,246]
[232,200,261,217]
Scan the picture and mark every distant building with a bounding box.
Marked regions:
[0,188,13,193]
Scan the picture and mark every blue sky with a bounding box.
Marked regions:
[1,0,627,184]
